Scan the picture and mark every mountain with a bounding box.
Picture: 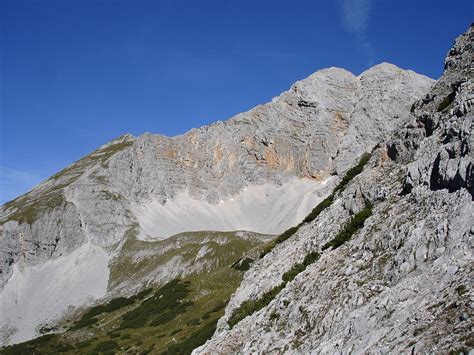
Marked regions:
[195,26,473,353]
[4,26,470,354]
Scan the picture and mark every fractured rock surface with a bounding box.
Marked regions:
[195,26,473,354]
[0,36,436,346]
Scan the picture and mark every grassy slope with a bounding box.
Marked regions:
[1,230,272,355]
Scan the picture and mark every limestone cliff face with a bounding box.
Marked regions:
[195,26,473,354]
[0,63,432,280]
[0,51,434,344]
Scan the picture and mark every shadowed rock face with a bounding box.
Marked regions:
[195,26,473,354]
[0,54,434,344]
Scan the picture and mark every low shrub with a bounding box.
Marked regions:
[93,340,119,352]
[229,251,321,328]
[282,251,320,282]
[269,311,280,320]
[228,283,286,328]
[333,153,371,194]
[302,251,320,265]
[275,226,299,244]
[437,91,456,112]
[231,257,254,271]
[164,319,218,355]
[282,264,306,283]
[70,287,153,331]
[69,316,98,331]
[322,204,373,250]
[119,279,191,330]
[301,195,334,224]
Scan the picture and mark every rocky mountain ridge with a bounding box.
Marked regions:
[0,37,437,347]
[195,25,473,354]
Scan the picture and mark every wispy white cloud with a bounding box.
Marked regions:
[339,0,375,66]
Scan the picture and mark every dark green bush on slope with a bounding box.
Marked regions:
[0,334,72,355]
[93,340,119,353]
[229,251,321,328]
[301,195,334,224]
[163,319,219,355]
[120,279,191,329]
[228,283,286,328]
[333,153,371,194]
[282,252,320,283]
[437,91,456,112]
[322,204,373,250]
[231,257,254,271]
[70,288,153,331]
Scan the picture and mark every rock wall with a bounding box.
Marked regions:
[0,62,433,288]
[0,49,435,346]
[195,25,473,354]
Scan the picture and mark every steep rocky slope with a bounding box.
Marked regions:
[196,26,473,354]
[0,36,434,346]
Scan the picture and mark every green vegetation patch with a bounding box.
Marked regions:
[163,319,218,355]
[229,252,320,328]
[333,153,371,194]
[93,340,119,353]
[437,91,456,112]
[51,138,132,182]
[70,288,152,331]
[119,279,191,330]
[231,257,254,271]
[1,136,132,225]
[322,204,373,250]
[109,229,272,291]
[228,283,286,328]
[3,192,65,225]
[0,232,274,354]
[0,333,74,355]
[101,190,124,201]
[282,252,320,283]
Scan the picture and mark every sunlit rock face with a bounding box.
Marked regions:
[195,26,473,354]
[0,53,434,345]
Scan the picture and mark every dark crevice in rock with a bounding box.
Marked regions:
[430,154,443,191]
[429,154,473,199]
[386,143,399,161]
[467,162,474,199]
[297,99,317,108]
[418,114,436,137]
[400,177,413,196]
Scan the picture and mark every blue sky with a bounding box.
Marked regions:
[0,0,472,204]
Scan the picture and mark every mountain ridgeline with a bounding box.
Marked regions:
[0,26,472,354]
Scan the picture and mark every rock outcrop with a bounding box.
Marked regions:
[0,34,436,346]
[195,26,473,354]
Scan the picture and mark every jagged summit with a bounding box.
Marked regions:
[196,25,473,354]
[1,57,434,346]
